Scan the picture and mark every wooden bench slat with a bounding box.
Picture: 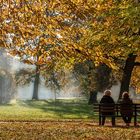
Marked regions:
[93,103,140,126]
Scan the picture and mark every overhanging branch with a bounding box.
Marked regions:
[134,62,140,66]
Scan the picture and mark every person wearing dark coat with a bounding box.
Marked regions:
[100,90,115,126]
[120,92,133,127]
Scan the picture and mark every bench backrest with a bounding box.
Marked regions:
[93,103,140,116]
[99,104,115,113]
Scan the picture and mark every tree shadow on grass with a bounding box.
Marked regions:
[17,100,94,119]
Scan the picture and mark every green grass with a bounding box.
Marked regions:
[0,99,94,121]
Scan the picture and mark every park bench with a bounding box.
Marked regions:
[93,103,140,126]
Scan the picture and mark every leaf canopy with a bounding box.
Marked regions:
[0,0,140,70]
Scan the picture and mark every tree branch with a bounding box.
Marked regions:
[134,62,140,66]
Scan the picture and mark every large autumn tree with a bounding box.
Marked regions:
[72,0,140,98]
[0,0,140,99]
[78,0,140,98]
[0,0,99,99]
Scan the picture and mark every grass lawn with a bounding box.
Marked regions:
[0,99,140,140]
[0,99,94,120]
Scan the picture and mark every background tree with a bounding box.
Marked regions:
[0,48,16,103]
[73,61,116,103]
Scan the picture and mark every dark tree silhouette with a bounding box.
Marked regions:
[119,53,140,99]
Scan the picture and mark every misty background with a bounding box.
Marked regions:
[0,48,140,103]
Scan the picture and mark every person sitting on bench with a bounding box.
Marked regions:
[100,90,115,126]
[120,92,133,127]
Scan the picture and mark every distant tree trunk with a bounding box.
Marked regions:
[88,91,98,104]
[87,61,98,104]
[32,65,40,100]
[119,53,137,99]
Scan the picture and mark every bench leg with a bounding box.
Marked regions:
[112,117,115,126]
[134,116,137,126]
[99,116,101,125]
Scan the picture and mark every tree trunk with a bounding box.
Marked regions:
[118,0,140,99]
[32,65,40,100]
[119,53,137,99]
[88,91,98,104]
